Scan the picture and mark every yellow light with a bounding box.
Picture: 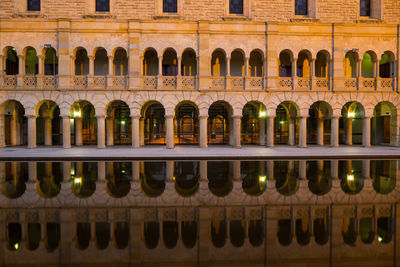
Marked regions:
[347,174,354,182]
[121,170,126,174]
[121,121,126,125]
[14,243,19,250]
[280,121,284,124]
[348,112,355,118]
[259,176,266,183]
[70,168,75,176]
[74,177,82,185]
[259,111,266,118]
[74,110,81,118]
[173,176,175,181]
[378,236,383,242]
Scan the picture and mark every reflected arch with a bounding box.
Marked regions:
[140,161,166,197]
[174,161,200,197]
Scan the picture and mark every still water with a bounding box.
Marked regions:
[0,159,399,266]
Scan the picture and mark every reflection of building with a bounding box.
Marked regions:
[1,0,400,149]
[0,159,399,265]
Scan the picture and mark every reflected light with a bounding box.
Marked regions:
[259,111,266,118]
[378,236,383,242]
[173,176,176,181]
[347,174,354,182]
[14,243,19,250]
[348,112,355,118]
[259,176,266,183]
[73,177,82,185]
[121,170,126,174]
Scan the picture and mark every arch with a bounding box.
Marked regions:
[315,50,330,78]
[241,161,267,196]
[7,222,22,251]
[143,48,158,76]
[338,160,364,194]
[46,222,60,252]
[230,49,245,77]
[342,216,357,245]
[162,48,178,76]
[207,161,233,197]
[1,100,27,146]
[208,101,233,145]
[295,217,311,246]
[211,49,227,77]
[36,100,62,146]
[275,161,299,196]
[113,47,128,76]
[307,161,332,195]
[74,47,89,75]
[174,161,200,197]
[372,102,397,145]
[181,48,197,76]
[70,162,97,198]
[297,50,312,78]
[249,50,264,77]
[70,101,97,146]
[36,162,63,198]
[140,162,166,197]
[114,221,129,249]
[361,51,377,78]
[4,47,19,75]
[359,217,374,244]
[106,162,132,198]
[211,220,227,248]
[379,51,395,78]
[144,221,159,249]
[278,219,293,246]
[95,222,110,249]
[314,216,329,245]
[377,217,393,243]
[94,47,108,76]
[106,100,131,146]
[24,46,38,75]
[344,51,359,78]
[278,50,293,77]
[181,220,197,248]
[248,219,263,247]
[307,101,333,145]
[175,101,199,145]
[1,162,28,199]
[141,101,166,145]
[242,101,267,145]
[230,220,245,247]
[163,221,178,249]
[44,47,58,75]
[76,222,91,250]
[340,102,365,145]
[274,101,300,145]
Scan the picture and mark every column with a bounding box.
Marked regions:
[139,118,144,146]
[244,57,249,76]
[106,117,114,146]
[89,56,94,76]
[62,116,71,149]
[0,114,5,148]
[299,160,307,179]
[362,116,371,147]
[107,56,114,88]
[226,57,231,76]
[98,161,106,182]
[97,115,106,149]
[10,107,17,146]
[266,116,275,147]
[75,118,83,146]
[292,58,297,79]
[345,118,352,145]
[17,55,25,87]
[316,118,324,146]
[44,115,52,146]
[27,115,37,149]
[299,116,307,148]
[288,117,295,146]
[131,116,140,148]
[177,57,181,76]
[165,115,174,149]
[158,56,163,76]
[258,118,265,146]
[232,116,241,148]
[331,116,339,147]
[199,116,208,148]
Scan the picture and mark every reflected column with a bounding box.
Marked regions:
[362,116,371,147]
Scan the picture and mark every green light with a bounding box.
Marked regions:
[378,236,383,242]
[122,170,126,174]
[14,243,19,250]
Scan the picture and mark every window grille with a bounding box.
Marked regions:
[229,0,243,14]
[295,0,307,15]
[163,0,177,13]
[96,0,110,12]
[360,0,371,16]
[27,0,40,11]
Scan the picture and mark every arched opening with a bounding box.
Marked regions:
[297,50,311,78]
[314,215,329,245]
[140,162,166,197]
[94,48,108,76]
[315,51,329,78]
[211,220,227,248]
[278,50,292,77]
[277,219,293,246]
[230,220,245,247]
[242,102,266,145]
[344,51,358,78]
[142,102,166,145]
[113,48,128,76]
[211,49,227,76]
[143,48,158,76]
[25,47,38,75]
[114,221,129,249]
[248,219,263,247]
[175,102,199,145]
[230,50,245,76]
[70,101,97,146]
[2,100,27,146]
[208,101,232,145]
[249,50,263,77]
[275,161,299,196]
[340,102,364,145]
[207,161,233,197]
[36,162,63,198]
[181,49,197,76]
[307,101,332,145]
[44,47,58,75]
[371,160,396,194]
[76,222,91,250]
[95,222,110,249]
[106,162,132,198]
[144,221,159,249]
[36,101,62,146]
[5,47,19,75]
[372,102,396,145]
[7,222,22,251]
[377,217,393,243]
[181,221,197,248]
[274,102,299,145]
[174,161,200,197]
[379,51,395,78]
[46,222,60,252]
[106,101,131,145]
[162,48,177,76]
[75,48,89,75]
[70,162,97,198]
[295,217,311,246]
[359,217,374,244]
[241,161,267,196]
[307,161,332,195]
[1,162,28,199]
[338,160,364,194]
[361,51,376,78]
[163,221,178,249]
[342,216,357,245]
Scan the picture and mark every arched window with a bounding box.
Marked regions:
[230,0,243,14]
[28,0,40,11]
[360,0,371,17]
[295,0,307,15]
[96,0,110,12]
[163,0,177,13]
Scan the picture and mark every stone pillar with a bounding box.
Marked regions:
[63,161,71,182]
[0,114,5,148]
[330,160,338,179]
[199,116,208,148]
[331,116,339,147]
[28,161,37,182]
[44,116,52,146]
[226,57,231,76]
[288,117,295,146]
[299,160,307,179]
[200,161,207,181]
[10,107,18,146]
[266,116,275,147]
[292,58,297,79]
[158,56,163,76]
[316,118,324,146]
[166,161,174,181]
[75,118,83,146]
[258,118,265,146]
[299,116,307,148]
[165,115,174,149]
[177,57,181,76]
[97,115,106,149]
[107,56,114,88]
[345,118,352,145]
[27,115,37,149]
[98,161,106,182]
[362,116,371,147]
[233,161,240,181]
[17,55,25,87]
[232,116,241,148]
[139,118,145,146]
[362,160,370,178]
[131,116,140,148]
[106,117,114,146]
[62,116,71,149]
[89,56,94,76]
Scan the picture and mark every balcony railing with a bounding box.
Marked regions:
[359,78,376,91]
[278,77,293,90]
[344,78,358,90]
[23,75,37,88]
[2,76,17,89]
[73,75,88,89]
[112,76,127,89]
[247,77,264,90]
[179,76,196,90]
[294,77,311,90]
[378,78,394,91]
[160,76,177,90]
[313,78,329,90]
[211,77,226,90]
[229,77,245,90]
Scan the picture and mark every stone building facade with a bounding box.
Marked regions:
[0,0,399,149]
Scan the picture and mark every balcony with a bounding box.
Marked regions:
[247,77,264,90]
[343,78,358,91]
[312,78,329,90]
[378,78,395,92]
[294,77,311,90]
[211,77,226,90]
[178,76,196,90]
[278,77,293,90]
[228,77,245,90]
[359,78,376,91]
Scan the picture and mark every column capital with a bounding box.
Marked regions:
[267,115,276,119]
[331,115,340,119]
[61,115,71,119]
[25,115,36,119]
[130,115,141,119]
[95,115,106,119]
[165,115,174,119]
[199,115,208,119]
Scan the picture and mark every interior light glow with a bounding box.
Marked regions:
[121,120,126,125]
[74,110,81,118]
[74,177,82,185]
[280,121,284,124]
[259,176,266,183]
[347,174,354,182]
[14,243,19,250]
[259,111,266,118]
[378,236,383,242]
[348,112,355,118]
